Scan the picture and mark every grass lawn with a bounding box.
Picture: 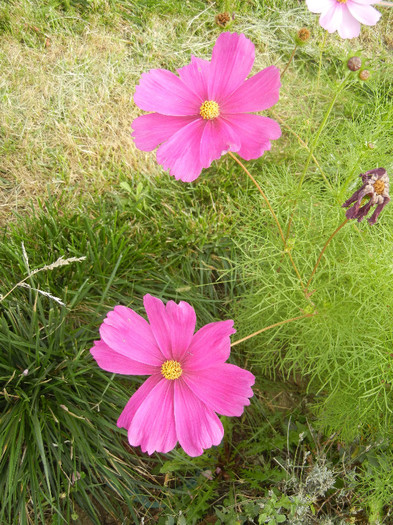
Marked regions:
[1,0,393,523]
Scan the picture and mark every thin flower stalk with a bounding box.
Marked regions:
[282,29,310,78]
[281,45,297,78]
[231,313,315,347]
[305,218,349,293]
[272,112,332,190]
[228,151,305,290]
[285,77,347,242]
[310,31,327,126]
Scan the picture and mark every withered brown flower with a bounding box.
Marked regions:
[342,168,390,225]
[297,28,311,43]
[215,12,231,27]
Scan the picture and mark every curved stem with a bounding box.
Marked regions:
[305,218,349,292]
[228,151,305,289]
[272,111,332,191]
[285,77,347,242]
[281,45,297,78]
[310,31,327,127]
[231,313,315,347]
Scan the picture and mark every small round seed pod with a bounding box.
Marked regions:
[347,56,362,71]
[297,28,310,43]
[215,12,231,27]
[359,69,370,81]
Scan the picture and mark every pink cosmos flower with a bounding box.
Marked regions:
[131,32,281,182]
[306,0,382,39]
[90,294,255,457]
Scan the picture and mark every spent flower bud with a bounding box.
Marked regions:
[359,69,370,81]
[347,56,362,71]
[215,12,231,28]
[342,168,390,225]
[295,27,310,45]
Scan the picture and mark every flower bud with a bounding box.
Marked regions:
[359,70,370,81]
[347,56,362,71]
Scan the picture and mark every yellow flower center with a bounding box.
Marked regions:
[161,360,182,380]
[200,100,220,120]
[336,0,347,3]
[374,180,385,195]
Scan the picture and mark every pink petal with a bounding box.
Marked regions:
[90,339,159,375]
[319,4,343,33]
[142,295,172,360]
[100,305,163,366]
[208,33,255,102]
[156,118,205,182]
[200,118,241,168]
[177,56,210,102]
[184,363,255,417]
[221,66,281,114]
[131,114,196,152]
[306,0,336,13]
[183,320,235,371]
[117,374,162,428]
[223,114,281,161]
[174,380,224,457]
[127,378,177,454]
[351,0,380,5]
[337,5,362,38]
[143,294,197,361]
[134,69,200,116]
[368,197,390,225]
[320,4,361,38]
[347,1,381,25]
[165,300,197,361]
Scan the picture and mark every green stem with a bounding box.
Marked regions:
[285,76,348,241]
[281,45,297,78]
[231,313,315,347]
[305,218,349,292]
[272,111,332,191]
[228,151,305,290]
[310,31,327,127]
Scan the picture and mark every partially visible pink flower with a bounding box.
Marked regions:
[131,32,281,182]
[90,294,255,457]
[342,168,390,225]
[306,0,382,39]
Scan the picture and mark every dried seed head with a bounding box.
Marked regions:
[359,70,370,81]
[347,56,362,71]
[215,12,231,27]
[297,28,310,42]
